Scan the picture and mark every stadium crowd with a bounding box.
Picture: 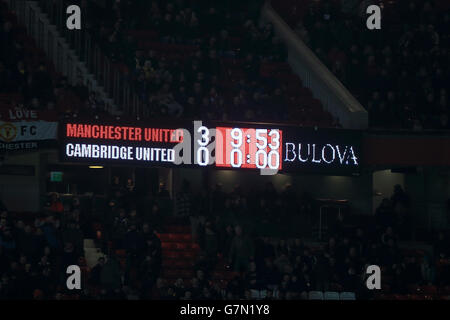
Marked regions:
[37,0,336,126]
[274,0,450,129]
[1,0,449,301]
[1,177,450,300]
[5,0,448,128]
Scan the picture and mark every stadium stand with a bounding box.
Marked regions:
[2,169,450,299]
[36,0,338,127]
[272,0,450,129]
[1,0,449,301]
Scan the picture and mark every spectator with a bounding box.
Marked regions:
[90,257,106,286]
[228,225,254,273]
[100,256,122,292]
[46,193,64,215]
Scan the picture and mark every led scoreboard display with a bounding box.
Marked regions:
[60,120,361,175]
[215,127,282,170]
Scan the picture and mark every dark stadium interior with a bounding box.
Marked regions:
[0,0,449,301]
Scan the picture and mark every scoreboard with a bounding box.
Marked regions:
[60,120,361,175]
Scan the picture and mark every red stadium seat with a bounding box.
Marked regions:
[420,286,438,295]
[115,249,126,257]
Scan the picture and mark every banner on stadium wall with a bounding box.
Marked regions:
[0,120,58,151]
[0,107,57,122]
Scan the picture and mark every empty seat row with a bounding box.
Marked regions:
[161,242,199,250]
[308,291,356,300]
[247,290,355,300]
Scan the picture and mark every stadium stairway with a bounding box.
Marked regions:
[8,1,117,114]
[158,225,198,282]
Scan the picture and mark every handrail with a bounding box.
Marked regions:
[262,1,368,129]
[27,0,137,116]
